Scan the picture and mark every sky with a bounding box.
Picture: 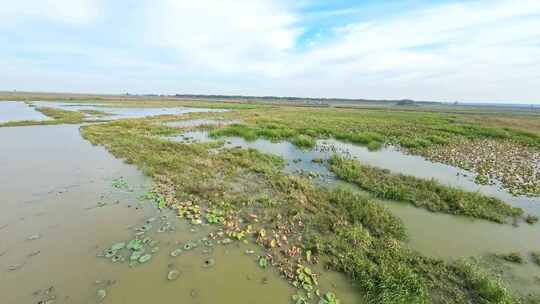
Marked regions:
[1,0,539,103]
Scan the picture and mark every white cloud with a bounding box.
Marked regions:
[0,0,101,25]
[144,0,303,76]
[2,0,540,102]
[279,0,540,101]
[138,0,540,102]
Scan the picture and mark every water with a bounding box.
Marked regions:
[0,123,359,303]
[173,130,538,205]
[170,129,540,256]
[30,101,225,120]
[170,128,540,297]
[1,109,537,302]
[0,101,50,123]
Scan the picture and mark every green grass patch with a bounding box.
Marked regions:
[291,134,316,149]
[328,155,523,224]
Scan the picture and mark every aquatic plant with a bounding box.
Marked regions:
[138,253,152,263]
[294,265,318,291]
[292,293,309,304]
[170,248,183,257]
[204,207,225,224]
[318,292,340,304]
[525,214,539,224]
[111,177,130,190]
[127,239,143,251]
[258,256,269,269]
[167,269,180,281]
[496,252,524,264]
[130,250,144,261]
[96,289,107,302]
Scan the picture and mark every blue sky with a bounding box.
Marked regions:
[1,0,539,103]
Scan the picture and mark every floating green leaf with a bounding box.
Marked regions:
[127,239,143,251]
[138,253,152,263]
[110,242,126,251]
[258,257,268,269]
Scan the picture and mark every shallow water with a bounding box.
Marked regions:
[174,130,539,206]
[30,101,225,120]
[0,101,50,123]
[0,124,360,303]
[170,129,540,296]
[171,130,540,255]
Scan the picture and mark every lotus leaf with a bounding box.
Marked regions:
[110,242,126,251]
[104,249,117,258]
[127,239,143,251]
[167,269,180,281]
[170,248,183,257]
[138,253,152,263]
[318,292,339,304]
[258,257,268,269]
[130,250,144,261]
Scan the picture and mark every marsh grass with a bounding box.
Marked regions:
[37,107,86,122]
[209,123,317,148]
[328,155,523,224]
[80,117,524,304]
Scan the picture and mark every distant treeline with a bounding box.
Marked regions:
[169,94,435,105]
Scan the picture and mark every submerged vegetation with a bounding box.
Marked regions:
[328,155,523,224]
[495,252,525,264]
[80,116,535,303]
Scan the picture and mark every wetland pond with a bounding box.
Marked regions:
[0,110,358,303]
[169,124,540,297]
[1,107,539,303]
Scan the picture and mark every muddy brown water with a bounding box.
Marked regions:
[0,123,360,303]
[172,130,540,255]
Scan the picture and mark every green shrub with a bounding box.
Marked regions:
[291,134,316,149]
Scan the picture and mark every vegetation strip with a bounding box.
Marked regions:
[328,155,523,224]
[81,118,529,304]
